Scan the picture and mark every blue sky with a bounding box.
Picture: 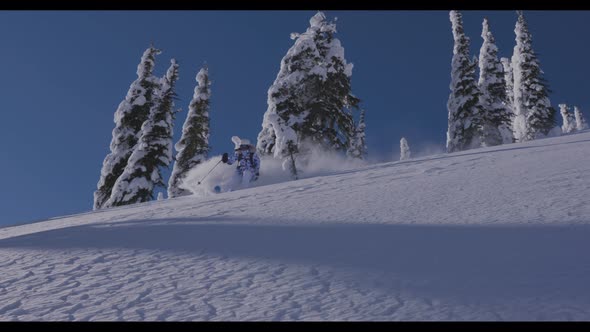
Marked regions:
[1,10,588,226]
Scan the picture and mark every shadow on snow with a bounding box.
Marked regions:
[1,217,589,303]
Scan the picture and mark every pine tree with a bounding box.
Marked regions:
[500,57,514,110]
[257,11,359,164]
[500,57,516,139]
[559,104,576,134]
[347,109,367,159]
[285,141,299,180]
[478,18,514,146]
[106,59,179,207]
[257,112,277,156]
[511,11,556,142]
[574,106,588,131]
[447,10,484,153]
[400,137,411,161]
[94,46,161,210]
[168,66,212,198]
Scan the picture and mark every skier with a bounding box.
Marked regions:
[221,136,260,190]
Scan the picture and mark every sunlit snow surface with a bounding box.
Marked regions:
[1,131,589,320]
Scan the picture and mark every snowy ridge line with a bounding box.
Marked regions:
[291,129,590,182]
[1,131,590,320]
[0,197,169,230]
[4,129,589,232]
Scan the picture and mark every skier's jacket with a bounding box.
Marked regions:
[226,146,260,179]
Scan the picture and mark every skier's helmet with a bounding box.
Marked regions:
[233,137,253,151]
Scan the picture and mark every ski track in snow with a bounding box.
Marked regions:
[1,132,590,320]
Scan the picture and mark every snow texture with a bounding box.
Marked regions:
[2,131,590,321]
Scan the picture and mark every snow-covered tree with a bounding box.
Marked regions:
[477,18,514,146]
[559,104,576,134]
[347,109,367,159]
[157,192,164,201]
[400,137,411,161]
[257,11,359,166]
[500,57,516,138]
[168,66,212,198]
[574,106,588,131]
[511,11,556,142]
[106,59,179,207]
[500,57,514,111]
[447,10,484,153]
[94,46,161,210]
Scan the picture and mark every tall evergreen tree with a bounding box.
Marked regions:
[347,109,367,159]
[574,106,588,131]
[500,57,516,138]
[400,137,411,161]
[477,18,514,146]
[257,11,359,167]
[511,11,556,142]
[500,57,514,112]
[447,10,484,153]
[559,104,576,134]
[94,46,161,210]
[106,59,179,207]
[168,66,212,198]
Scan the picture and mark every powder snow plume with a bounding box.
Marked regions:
[180,146,367,197]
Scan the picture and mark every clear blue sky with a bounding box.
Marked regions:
[1,10,588,226]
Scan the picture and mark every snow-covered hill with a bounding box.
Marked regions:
[1,131,590,321]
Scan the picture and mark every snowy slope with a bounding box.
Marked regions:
[1,131,590,321]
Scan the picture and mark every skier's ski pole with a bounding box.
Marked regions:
[198,160,223,185]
